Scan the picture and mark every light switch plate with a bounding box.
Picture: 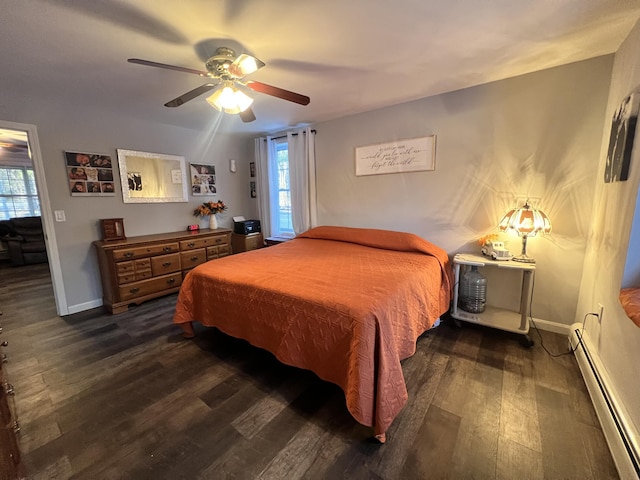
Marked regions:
[54,210,66,222]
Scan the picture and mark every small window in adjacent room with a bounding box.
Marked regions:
[269,139,294,237]
[0,166,40,220]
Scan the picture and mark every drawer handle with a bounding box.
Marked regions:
[167,278,176,285]
[13,421,20,434]
[130,287,140,294]
[124,252,133,258]
[1,353,7,363]
[190,256,199,262]
[187,242,195,248]
[1,341,7,347]
[4,383,15,395]
[163,246,173,252]
[215,238,222,244]
[162,262,172,267]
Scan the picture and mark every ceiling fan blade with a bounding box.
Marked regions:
[245,81,310,106]
[239,107,256,123]
[128,58,207,77]
[164,83,217,107]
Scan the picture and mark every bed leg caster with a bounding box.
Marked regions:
[374,433,386,444]
[180,322,195,339]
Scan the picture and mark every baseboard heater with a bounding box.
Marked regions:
[572,327,640,479]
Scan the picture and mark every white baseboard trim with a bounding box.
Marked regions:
[529,317,570,335]
[66,298,103,315]
[570,324,640,479]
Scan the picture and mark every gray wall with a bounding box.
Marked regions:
[0,54,615,328]
[314,56,613,326]
[575,19,640,449]
[0,96,257,313]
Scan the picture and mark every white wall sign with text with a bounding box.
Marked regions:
[355,135,436,176]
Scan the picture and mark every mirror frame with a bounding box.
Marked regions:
[116,149,189,203]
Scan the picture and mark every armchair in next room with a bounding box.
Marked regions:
[1,216,48,266]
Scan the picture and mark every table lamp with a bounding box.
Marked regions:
[498,201,551,263]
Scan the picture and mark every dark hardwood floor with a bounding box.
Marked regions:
[0,262,619,479]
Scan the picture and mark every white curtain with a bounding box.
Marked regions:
[288,127,317,235]
[254,136,275,238]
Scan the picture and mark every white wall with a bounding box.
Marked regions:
[0,96,257,313]
[314,56,613,326]
[575,19,640,446]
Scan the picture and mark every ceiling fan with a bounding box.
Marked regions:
[128,47,310,123]
[0,142,28,153]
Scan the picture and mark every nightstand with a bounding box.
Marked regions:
[231,233,264,253]
[451,253,536,346]
[264,236,291,247]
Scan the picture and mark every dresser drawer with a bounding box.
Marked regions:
[180,249,207,269]
[117,258,153,284]
[118,272,136,284]
[136,270,152,281]
[151,253,181,275]
[206,246,219,259]
[113,242,179,260]
[116,261,134,274]
[180,235,228,251]
[118,273,182,301]
[135,258,151,269]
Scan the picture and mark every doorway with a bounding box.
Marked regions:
[0,120,67,315]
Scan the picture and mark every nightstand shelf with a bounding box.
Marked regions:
[451,253,536,346]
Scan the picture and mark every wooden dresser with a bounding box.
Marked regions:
[94,228,232,314]
[0,313,24,480]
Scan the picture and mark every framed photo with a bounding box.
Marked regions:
[355,135,436,176]
[604,90,640,183]
[190,163,217,196]
[250,181,256,198]
[117,149,188,203]
[250,162,256,177]
[100,218,126,241]
[65,151,115,196]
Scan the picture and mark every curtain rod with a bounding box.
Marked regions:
[266,129,316,141]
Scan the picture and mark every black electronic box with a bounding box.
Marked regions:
[234,219,261,235]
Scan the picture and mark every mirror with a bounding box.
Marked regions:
[116,149,188,203]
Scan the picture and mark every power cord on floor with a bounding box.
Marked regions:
[528,273,599,357]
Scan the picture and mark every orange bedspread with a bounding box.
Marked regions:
[619,288,640,328]
[173,226,452,439]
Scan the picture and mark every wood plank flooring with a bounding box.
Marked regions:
[0,263,619,479]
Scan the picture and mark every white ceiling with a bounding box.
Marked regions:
[2,0,639,137]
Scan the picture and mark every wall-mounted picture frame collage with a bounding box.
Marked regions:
[190,163,217,196]
[65,151,115,196]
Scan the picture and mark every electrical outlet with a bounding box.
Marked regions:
[598,303,604,323]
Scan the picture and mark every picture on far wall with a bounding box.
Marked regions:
[190,163,217,196]
[604,90,640,183]
[355,135,436,177]
[250,162,256,177]
[250,181,256,198]
[65,151,115,196]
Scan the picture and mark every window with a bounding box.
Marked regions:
[0,166,40,220]
[269,140,294,237]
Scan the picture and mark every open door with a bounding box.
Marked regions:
[0,120,67,315]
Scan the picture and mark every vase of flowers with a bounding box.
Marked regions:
[193,200,228,230]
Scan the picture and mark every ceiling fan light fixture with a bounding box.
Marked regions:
[206,85,254,114]
[231,54,265,77]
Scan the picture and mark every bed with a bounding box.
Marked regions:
[619,287,640,327]
[173,226,452,442]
